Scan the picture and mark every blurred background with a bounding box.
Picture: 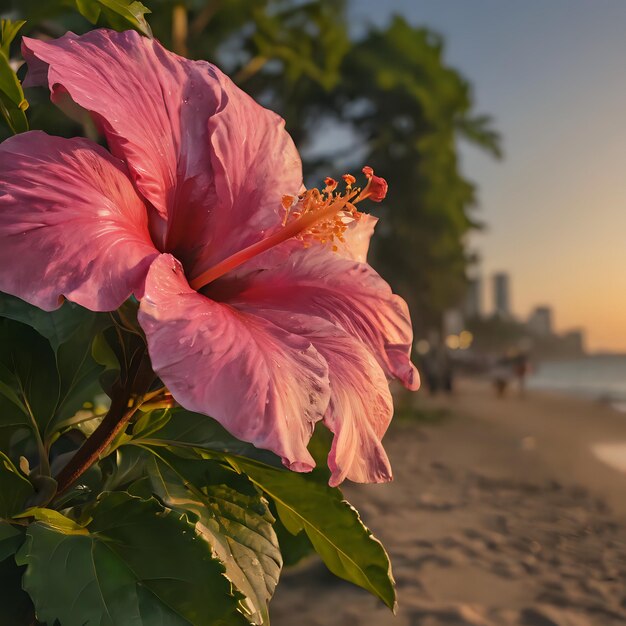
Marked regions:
[4,0,626,624]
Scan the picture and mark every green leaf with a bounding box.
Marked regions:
[92,329,121,371]
[0,298,110,441]
[0,20,28,134]
[0,19,26,57]
[135,408,281,466]
[17,492,248,626]
[270,503,313,567]
[0,318,60,441]
[0,50,28,134]
[147,451,282,625]
[100,445,147,492]
[14,507,87,533]
[0,556,34,624]
[0,294,97,353]
[0,451,34,519]
[226,455,396,611]
[73,0,153,37]
[132,408,172,439]
[49,312,108,438]
[0,520,24,561]
[74,0,102,22]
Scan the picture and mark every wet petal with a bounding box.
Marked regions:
[0,131,157,311]
[197,74,303,272]
[250,311,394,486]
[22,30,302,275]
[223,244,419,390]
[336,213,378,262]
[138,254,330,470]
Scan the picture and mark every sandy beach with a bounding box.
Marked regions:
[271,379,626,626]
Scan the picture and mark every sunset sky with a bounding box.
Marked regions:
[352,0,626,352]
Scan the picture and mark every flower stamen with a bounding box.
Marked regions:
[190,166,387,290]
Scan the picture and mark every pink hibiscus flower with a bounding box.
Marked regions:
[0,29,418,485]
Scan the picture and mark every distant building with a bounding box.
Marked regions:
[528,306,553,336]
[464,277,482,319]
[563,329,585,356]
[493,272,510,317]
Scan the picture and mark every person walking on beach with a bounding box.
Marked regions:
[513,352,530,396]
[491,356,512,397]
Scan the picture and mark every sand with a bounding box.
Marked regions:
[270,379,626,626]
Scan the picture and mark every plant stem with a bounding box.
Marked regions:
[55,394,137,495]
[54,386,167,495]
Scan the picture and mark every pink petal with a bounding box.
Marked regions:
[22,30,302,277]
[198,73,303,273]
[336,213,378,262]
[324,334,393,486]
[250,311,393,486]
[0,132,157,311]
[221,244,420,390]
[138,254,330,471]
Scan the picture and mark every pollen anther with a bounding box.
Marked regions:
[190,166,387,290]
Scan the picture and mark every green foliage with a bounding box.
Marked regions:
[127,409,397,615]
[135,407,282,465]
[250,1,349,90]
[0,520,24,560]
[271,508,314,567]
[0,452,34,518]
[0,292,398,624]
[0,294,96,351]
[74,0,153,36]
[0,19,26,57]
[0,319,60,468]
[17,492,248,626]
[6,0,151,35]
[0,19,28,134]
[0,555,34,624]
[0,308,107,466]
[146,451,282,625]
[226,455,397,611]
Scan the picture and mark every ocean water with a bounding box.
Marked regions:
[528,355,626,408]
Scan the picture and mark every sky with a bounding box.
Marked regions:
[349,0,626,352]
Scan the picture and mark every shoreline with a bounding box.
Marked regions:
[271,379,626,626]
[423,378,626,519]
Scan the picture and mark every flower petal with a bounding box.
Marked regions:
[22,30,302,276]
[138,254,330,471]
[0,131,157,311]
[248,311,393,486]
[222,244,420,390]
[323,333,393,486]
[199,74,303,272]
[336,213,378,262]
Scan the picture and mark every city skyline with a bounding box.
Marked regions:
[470,270,586,342]
[352,0,626,351]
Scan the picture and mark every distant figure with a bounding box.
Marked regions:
[491,357,512,398]
[420,338,454,395]
[512,352,530,396]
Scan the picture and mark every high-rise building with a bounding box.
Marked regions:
[464,277,482,319]
[563,329,585,356]
[493,272,510,317]
[528,306,553,336]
